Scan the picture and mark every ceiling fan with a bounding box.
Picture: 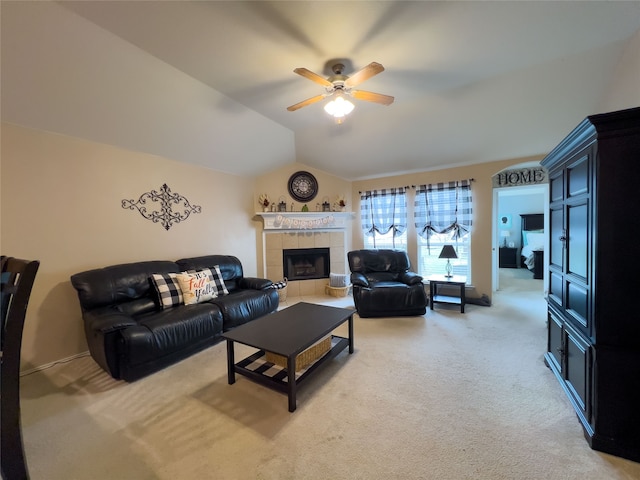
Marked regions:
[286,62,394,113]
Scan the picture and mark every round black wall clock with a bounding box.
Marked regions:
[288,171,318,202]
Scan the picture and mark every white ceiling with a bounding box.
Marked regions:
[22,2,640,179]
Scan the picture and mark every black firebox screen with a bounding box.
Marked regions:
[283,248,330,281]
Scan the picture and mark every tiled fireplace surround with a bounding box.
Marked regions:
[260,213,351,297]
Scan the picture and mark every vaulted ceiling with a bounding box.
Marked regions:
[8,1,640,180]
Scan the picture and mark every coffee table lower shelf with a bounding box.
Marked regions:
[230,335,349,411]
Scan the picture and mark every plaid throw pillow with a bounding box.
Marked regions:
[269,278,287,290]
[150,273,184,309]
[210,265,229,296]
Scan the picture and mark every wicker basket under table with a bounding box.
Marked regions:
[265,336,331,371]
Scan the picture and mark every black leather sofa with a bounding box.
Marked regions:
[70,255,279,381]
[348,249,428,318]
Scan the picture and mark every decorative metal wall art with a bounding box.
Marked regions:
[122,183,201,230]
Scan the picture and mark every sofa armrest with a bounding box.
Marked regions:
[239,277,273,290]
[350,272,369,288]
[84,307,138,333]
[82,307,139,379]
[400,271,423,285]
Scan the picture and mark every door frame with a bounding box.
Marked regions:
[492,179,549,292]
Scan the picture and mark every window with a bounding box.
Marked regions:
[414,180,473,278]
[360,188,407,251]
[363,228,407,250]
[417,231,470,277]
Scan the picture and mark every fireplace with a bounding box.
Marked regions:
[283,248,330,281]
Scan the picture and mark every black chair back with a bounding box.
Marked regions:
[1,256,40,480]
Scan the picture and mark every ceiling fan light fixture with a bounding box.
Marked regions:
[287,61,391,116]
[324,96,354,119]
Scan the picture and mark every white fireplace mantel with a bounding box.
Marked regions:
[256,211,354,230]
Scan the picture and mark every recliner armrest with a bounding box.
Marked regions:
[351,272,369,287]
[400,271,423,285]
[84,307,138,334]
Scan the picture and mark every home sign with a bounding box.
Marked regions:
[492,167,547,188]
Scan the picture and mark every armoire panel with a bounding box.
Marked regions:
[549,208,564,269]
[567,202,588,280]
[567,153,590,198]
[566,281,589,329]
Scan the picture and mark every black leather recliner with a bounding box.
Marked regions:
[348,249,428,318]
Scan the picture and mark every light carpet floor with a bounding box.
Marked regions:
[18,269,640,479]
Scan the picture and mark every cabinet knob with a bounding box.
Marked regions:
[556,347,564,356]
[559,229,567,245]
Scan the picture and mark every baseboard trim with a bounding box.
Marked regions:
[20,351,90,377]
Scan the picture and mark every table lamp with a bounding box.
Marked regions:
[438,245,458,278]
[500,230,510,247]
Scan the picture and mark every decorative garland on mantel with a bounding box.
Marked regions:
[274,214,335,229]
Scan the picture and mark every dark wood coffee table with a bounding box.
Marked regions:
[222,302,354,412]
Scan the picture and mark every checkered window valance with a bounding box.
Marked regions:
[360,187,408,240]
[414,180,473,241]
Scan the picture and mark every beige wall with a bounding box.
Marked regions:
[1,123,260,372]
[598,29,640,113]
[350,158,544,301]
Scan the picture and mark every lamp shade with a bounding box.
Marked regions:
[500,230,511,238]
[438,245,458,259]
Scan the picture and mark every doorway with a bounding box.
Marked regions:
[492,176,548,294]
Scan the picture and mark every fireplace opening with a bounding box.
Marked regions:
[283,248,330,281]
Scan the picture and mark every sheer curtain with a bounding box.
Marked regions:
[414,180,473,276]
[414,180,473,246]
[360,187,408,249]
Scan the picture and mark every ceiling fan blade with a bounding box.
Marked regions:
[286,94,328,112]
[350,90,395,106]
[293,67,333,87]
[344,62,385,87]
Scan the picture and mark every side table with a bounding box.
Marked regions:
[428,275,467,313]
[499,247,518,268]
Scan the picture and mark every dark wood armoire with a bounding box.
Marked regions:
[541,106,640,462]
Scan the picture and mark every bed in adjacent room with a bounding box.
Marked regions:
[520,213,544,279]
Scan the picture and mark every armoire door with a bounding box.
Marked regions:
[548,168,564,310]
[564,146,593,336]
